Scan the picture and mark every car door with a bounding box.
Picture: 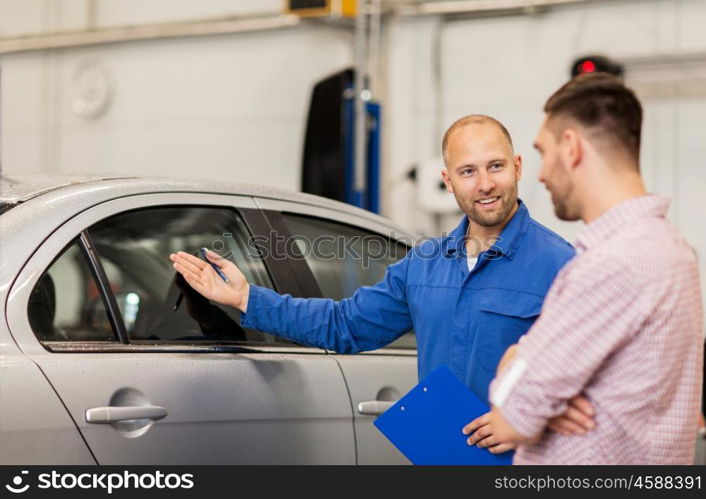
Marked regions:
[255,197,418,465]
[7,192,355,464]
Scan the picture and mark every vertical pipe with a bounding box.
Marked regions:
[368,0,382,97]
[0,67,2,174]
[353,0,368,205]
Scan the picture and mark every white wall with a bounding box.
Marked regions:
[384,0,706,237]
[93,0,282,27]
[442,0,706,241]
[0,0,352,190]
[0,0,283,37]
[381,15,445,235]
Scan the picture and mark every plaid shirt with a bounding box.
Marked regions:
[490,195,704,464]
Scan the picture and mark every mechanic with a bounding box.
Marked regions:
[479,73,704,464]
[171,115,587,455]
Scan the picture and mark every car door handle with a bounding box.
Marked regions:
[85,405,168,424]
[357,400,396,415]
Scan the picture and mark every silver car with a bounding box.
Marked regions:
[0,175,418,465]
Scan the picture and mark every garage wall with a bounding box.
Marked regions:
[0,0,282,37]
[384,0,706,238]
[381,0,706,322]
[0,0,351,190]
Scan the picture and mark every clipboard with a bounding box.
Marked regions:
[373,366,513,465]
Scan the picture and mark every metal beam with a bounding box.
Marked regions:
[0,0,625,55]
[404,0,619,17]
[0,14,304,55]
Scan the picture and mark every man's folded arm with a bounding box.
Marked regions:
[488,260,650,442]
[241,254,414,353]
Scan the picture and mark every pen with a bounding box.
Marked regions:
[172,293,184,311]
[173,248,229,312]
[200,247,230,284]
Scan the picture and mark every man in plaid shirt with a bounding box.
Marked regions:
[466,73,704,464]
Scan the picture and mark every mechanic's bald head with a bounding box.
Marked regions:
[442,114,514,167]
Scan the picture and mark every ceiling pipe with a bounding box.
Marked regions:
[405,0,618,17]
[0,13,303,55]
[0,0,621,55]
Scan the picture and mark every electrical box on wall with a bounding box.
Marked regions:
[285,0,357,18]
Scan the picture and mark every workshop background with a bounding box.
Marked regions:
[1,0,705,314]
[1,0,704,465]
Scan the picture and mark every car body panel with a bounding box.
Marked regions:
[1,176,419,464]
[332,353,417,464]
[4,190,355,464]
[0,345,96,465]
[16,348,355,464]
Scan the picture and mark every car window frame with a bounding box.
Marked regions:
[253,197,416,356]
[82,205,285,348]
[10,193,325,356]
[260,209,324,299]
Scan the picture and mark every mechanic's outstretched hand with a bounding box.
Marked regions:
[169,249,251,312]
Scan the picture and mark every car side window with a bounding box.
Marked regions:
[86,206,274,344]
[28,240,115,342]
[28,206,415,350]
[281,213,416,350]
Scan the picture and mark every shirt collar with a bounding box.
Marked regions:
[443,199,531,259]
[575,194,670,252]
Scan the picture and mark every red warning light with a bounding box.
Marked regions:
[571,55,624,78]
[580,60,596,73]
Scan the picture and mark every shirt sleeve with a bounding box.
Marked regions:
[240,253,413,353]
[489,257,654,439]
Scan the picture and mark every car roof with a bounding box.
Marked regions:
[0,173,413,236]
[0,174,136,203]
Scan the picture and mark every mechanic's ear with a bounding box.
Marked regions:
[441,169,454,193]
[514,155,523,181]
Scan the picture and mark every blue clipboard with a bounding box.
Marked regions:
[373,366,513,465]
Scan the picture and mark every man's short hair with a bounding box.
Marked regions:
[441,114,514,167]
[543,73,642,161]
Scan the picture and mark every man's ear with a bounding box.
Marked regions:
[441,169,454,193]
[513,155,523,181]
[561,128,582,170]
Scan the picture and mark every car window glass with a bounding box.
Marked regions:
[28,240,115,341]
[281,213,416,350]
[87,206,276,344]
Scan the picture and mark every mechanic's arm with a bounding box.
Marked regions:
[485,261,645,443]
[170,248,413,353]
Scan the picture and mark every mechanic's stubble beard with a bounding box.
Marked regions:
[454,181,519,228]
